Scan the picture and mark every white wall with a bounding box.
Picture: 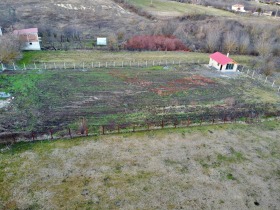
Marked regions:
[22,41,41,51]
[209,58,238,72]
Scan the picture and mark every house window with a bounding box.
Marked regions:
[226,64,234,70]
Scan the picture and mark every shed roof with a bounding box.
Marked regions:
[13,28,38,35]
[210,52,234,65]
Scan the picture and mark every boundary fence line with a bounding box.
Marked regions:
[1,112,279,145]
[1,61,280,92]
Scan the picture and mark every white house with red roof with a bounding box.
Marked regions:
[209,52,238,72]
[13,28,41,51]
[232,4,246,12]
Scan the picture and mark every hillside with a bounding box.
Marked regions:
[0,121,279,209]
[0,0,151,35]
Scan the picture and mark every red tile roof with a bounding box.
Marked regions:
[13,28,38,35]
[210,52,233,65]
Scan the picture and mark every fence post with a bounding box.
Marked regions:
[50,129,53,140]
[32,132,35,141]
[13,63,16,70]
[68,128,72,138]
[102,126,105,135]
[161,120,164,128]
[272,81,275,87]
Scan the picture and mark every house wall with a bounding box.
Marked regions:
[21,41,41,50]
[19,33,41,50]
[209,58,238,72]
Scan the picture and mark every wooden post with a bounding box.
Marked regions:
[32,132,35,141]
[68,128,72,138]
[50,129,53,140]
[161,120,164,128]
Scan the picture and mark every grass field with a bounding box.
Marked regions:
[0,121,279,209]
[1,60,280,135]
[129,0,235,17]
[18,51,255,66]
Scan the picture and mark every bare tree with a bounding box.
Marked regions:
[0,34,21,64]
[223,31,238,54]
[238,32,250,54]
[206,28,221,53]
[255,32,273,57]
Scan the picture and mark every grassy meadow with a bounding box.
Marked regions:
[0,121,280,209]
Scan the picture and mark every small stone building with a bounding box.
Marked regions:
[209,52,238,72]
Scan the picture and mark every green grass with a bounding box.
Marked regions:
[129,0,235,17]
[18,50,255,66]
[1,121,279,209]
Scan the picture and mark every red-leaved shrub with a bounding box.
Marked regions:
[125,35,189,51]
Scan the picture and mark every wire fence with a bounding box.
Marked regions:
[1,109,279,145]
[2,60,280,92]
